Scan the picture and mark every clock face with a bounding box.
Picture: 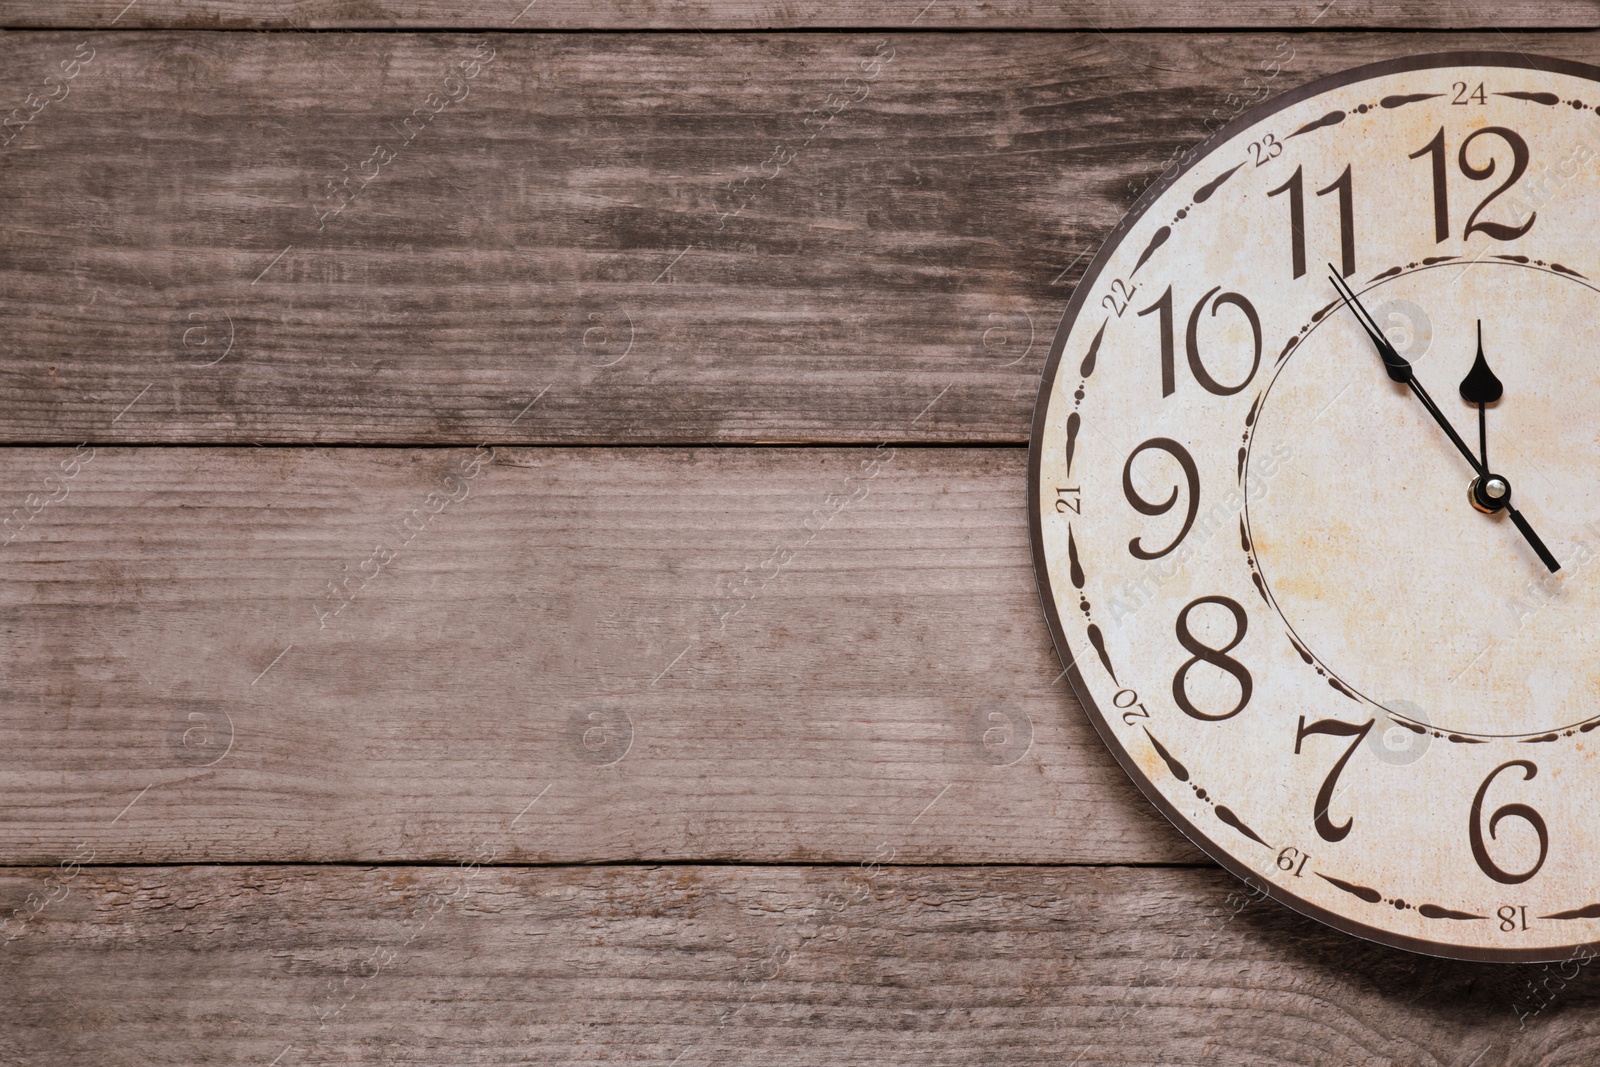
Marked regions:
[1030,52,1600,962]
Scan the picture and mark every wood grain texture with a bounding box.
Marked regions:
[0,444,1206,867]
[2,0,1596,30]
[2,30,1597,444]
[2,862,1590,1066]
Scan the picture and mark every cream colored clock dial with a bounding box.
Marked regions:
[1032,53,1600,961]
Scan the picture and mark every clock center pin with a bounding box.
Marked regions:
[1469,474,1511,514]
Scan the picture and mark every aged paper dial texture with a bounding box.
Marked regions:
[1031,53,1600,961]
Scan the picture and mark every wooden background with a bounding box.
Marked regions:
[4,3,1600,1064]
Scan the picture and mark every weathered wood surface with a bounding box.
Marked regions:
[1,862,1586,1066]
[0,444,1203,867]
[6,14,1595,1056]
[3,0,1596,30]
[1,30,1596,445]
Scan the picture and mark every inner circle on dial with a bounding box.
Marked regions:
[1244,261,1600,738]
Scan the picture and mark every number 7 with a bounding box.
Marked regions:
[1294,716,1374,842]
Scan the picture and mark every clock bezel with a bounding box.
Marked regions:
[1028,49,1600,963]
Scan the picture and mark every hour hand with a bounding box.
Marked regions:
[1459,320,1502,470]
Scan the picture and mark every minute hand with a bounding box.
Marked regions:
[1327,271,1484,477]
[1327,268,1559,573]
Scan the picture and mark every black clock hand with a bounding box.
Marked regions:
[1453,326,1561,572]
[1327,270,1483,474]
[1505,508,1560,573]
[1327,268,1559,573]
[1459,320,1501,471]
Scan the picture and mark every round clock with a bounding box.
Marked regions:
[1030,52,1600,962]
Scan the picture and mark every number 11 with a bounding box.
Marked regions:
[1267,164,1355,280]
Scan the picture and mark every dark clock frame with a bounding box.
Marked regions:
[1029,49,1600,964]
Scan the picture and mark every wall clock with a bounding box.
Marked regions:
[1030,52,1600,962]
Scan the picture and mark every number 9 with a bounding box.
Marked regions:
[1121,437,1200,560]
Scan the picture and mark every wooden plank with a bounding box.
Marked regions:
[0,444,1205,867]
[1,0,1594,30]
[0,862,1571,1064]
[2,30,1598,444]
